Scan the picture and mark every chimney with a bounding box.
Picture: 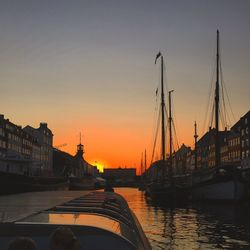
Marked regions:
[40,123,48,129]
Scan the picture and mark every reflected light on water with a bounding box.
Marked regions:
[115,188,250,250]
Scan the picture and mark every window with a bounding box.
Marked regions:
[246,127,249,134]
[242,151,245,159]
[245,118,248,125]
[242,129,245,136]
[246,150,249,158]
[242,140,245,147]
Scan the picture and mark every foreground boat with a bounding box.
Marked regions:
[0,191,151,250]
[0,170,68,195]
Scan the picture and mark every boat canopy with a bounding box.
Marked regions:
[0,192,151,250]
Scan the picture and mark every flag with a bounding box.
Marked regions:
[155,52,161,64]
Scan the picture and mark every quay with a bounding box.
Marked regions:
[0,191,88,223]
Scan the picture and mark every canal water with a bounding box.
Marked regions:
[115,188,250,250]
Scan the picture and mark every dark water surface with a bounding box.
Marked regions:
[115,188,250,250]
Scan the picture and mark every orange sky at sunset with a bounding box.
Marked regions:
[1,1,250,175]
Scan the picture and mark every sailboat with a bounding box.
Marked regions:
[191,30,245,201]
[145,53,189,200]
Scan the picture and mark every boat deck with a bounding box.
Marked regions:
[0,191,151,250]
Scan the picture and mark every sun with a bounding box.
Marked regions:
[91,161,104,173]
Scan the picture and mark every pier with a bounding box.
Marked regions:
[0,191,88,223]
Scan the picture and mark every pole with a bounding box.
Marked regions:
[161,56,166,161]
[215,30,220,167]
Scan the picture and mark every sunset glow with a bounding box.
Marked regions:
[1,1,249,175]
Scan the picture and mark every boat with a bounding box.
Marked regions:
[191,30,246,201]
[69,175,97,191]
[0,170,68,195]
[0,191,152,250]
[145,53,188,200]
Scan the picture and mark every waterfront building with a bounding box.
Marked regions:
[0,114,53,176]
[71,141,98,177]
[24,123,53,175]
[186,148,195,171]
[228,131,241,166]
[53,148,73,177]
[0,115,34,175]
[196,128,229,169]
[172,144,191,174]
[103,168,136,186]
[231,110,250,168]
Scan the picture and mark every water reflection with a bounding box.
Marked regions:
[115,188,250,250]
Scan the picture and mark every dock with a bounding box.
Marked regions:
[0,191,89,223]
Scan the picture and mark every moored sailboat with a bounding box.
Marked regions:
[145,53,190,201]
[191,30,246,201]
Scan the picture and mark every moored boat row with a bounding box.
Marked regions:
[144,31,250,203]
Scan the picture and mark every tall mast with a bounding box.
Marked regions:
[144,149,147,172]
[215,30,220,167]
[141,152,143,175]
[194,121,198,170]
[161,55,166,161]
[169,90,174,169]
[155,52,166,161]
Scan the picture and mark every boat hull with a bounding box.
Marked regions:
[69,176,96,190]
[191,179,245,201]
[0,171,68,195]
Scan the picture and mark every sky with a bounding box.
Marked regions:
[1,0,249,173]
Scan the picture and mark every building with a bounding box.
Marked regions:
[196,128,230,169]
[71,141,98,177]
[231,110,250,168]
[53,148,73,177]
[24,123,53,175]
[103,168,136,182]
[228,131,241,166]
[0,115,34,175]
[0,114,54,176]
[172,144,191,174]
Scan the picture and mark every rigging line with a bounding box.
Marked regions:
[151,88,160,144]
[203,68,215,135]
[219,56,227,129]
[219,108,226,129]
[151,106,161,165]
[210,103,215,129]
[219,55,236,125]
[149,73,161,157]
[221,85,227,128]
[172,120,180,150]
[202,39,217,135]
[170,94,179,151]
[171,94,180,150]
[164,105,169,154]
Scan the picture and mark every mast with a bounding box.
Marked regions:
[215,30,220,167]
[141,152,143,175]
[194,121,198,170]
[161,55,166,161]
[169,90,174,170]
[144,149,147,172]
